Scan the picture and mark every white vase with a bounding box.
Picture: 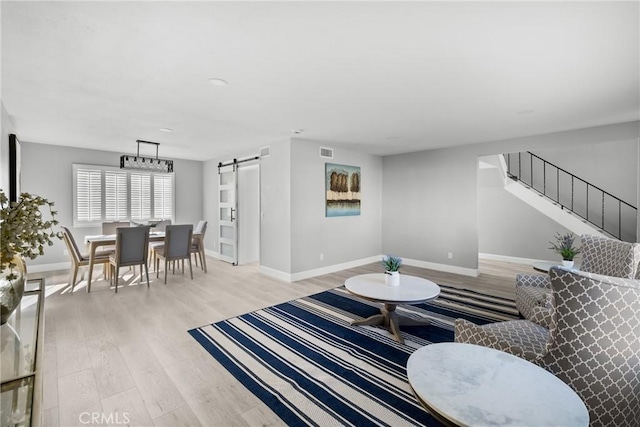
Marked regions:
[561,260,574,269]
[385,271,400,287]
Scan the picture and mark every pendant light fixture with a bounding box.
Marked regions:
[120,140,174,173]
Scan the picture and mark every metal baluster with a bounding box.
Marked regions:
[618,200,622,240]
[601,192,605,231]
[518,152,521,182]
[571,175,574,211]
[543,160,546,196]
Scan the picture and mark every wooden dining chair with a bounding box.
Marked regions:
[61,226,113,291]
[109,226,150,293]
[155,224,193,284]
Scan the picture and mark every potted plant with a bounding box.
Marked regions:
[382,255,402,286]
[1,190,61,324]
[549,232,580,269]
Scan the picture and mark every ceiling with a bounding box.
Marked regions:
[2,1,638,161]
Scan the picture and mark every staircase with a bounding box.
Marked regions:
[502,152,637,242]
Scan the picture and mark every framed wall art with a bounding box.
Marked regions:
[325,163,361,217]
[9,134,21,203]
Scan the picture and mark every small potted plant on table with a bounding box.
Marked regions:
[549,232,580,269]
[382,255,402,287]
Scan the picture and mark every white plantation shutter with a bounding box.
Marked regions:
[131,173,151,220]
[105,171,128,220]
[73,164,174,226]
[154,174,173,219]
[75,168,102,222]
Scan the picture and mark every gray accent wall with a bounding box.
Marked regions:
[290,139,382,274]
[19,142,203,268]
[478,160,574,261]
[259,140,292,273]
[383,121,639,271]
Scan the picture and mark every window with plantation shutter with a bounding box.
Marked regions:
[75,168,102,224]
[105,171,128,220]
[73,164,174,227]
[154,174,173,220]
[131,173,151,220]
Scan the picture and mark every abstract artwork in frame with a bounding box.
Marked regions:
[9,134,21,203]
[325,163,361,217]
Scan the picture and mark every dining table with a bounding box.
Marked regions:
[83,231,166,292]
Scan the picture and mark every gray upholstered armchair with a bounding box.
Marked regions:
[515,234,640,324]
[455,266,640,427]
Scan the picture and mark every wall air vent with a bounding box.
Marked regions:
[260,146,271,158]
[320,147,333,159]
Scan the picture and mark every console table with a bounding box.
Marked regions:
[1,278,45,427]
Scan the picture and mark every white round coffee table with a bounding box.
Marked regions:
[407,343,589,426]
[344,273,440,344]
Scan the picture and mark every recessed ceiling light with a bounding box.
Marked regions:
[159,128,173,133]
[209,78,228,87]
[291,129,304,135]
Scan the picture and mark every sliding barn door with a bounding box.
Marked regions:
[218,164,238,265]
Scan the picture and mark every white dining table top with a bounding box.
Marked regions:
[84,231,165,244]
[407,342,589,427]
[344,273,440,304]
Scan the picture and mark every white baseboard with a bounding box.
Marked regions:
[402,258,479,277]
[259,256,381,283]
[260,255,480,282]
[204,249,220,259]
[25,262,71,273]
[479,252,548,266]
[259,265,293,282]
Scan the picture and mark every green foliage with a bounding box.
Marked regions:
[549,232,581,261]
[1,190,62,280]
[381,255,402,272]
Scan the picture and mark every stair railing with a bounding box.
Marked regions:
[504,151,637,241]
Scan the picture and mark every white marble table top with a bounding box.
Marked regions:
[345,273,440,304]
[407,343,589,427]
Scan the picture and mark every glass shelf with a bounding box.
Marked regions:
[1,278,44,427]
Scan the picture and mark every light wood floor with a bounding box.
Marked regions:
[35,257,531,426]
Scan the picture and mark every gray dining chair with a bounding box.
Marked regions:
[191,220,208,272]
[61,226,113,291]
[109,226,150,293]
[101,221,130,252]
[148,219,172,269]
[102,221,131,235]
[155,224,193,284]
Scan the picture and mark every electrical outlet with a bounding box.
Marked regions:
[448,252,453,259]
[320,253,324,261]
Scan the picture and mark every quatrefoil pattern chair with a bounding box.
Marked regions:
[515,234,640,323]
[455,267,640,427]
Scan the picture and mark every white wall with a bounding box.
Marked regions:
[383,121,640,273]
[0,103,16,196]
[20,142,203,268]
[290,139,383,274]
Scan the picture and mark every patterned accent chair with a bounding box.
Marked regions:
[516,234,640,324]
[455,267,640,427]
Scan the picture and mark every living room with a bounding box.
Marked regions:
[1,2,639,426]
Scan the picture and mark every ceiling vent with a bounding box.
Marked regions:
[260,146,271,158]
[320,147,333,159]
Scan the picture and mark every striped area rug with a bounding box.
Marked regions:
[189,286,518,427]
